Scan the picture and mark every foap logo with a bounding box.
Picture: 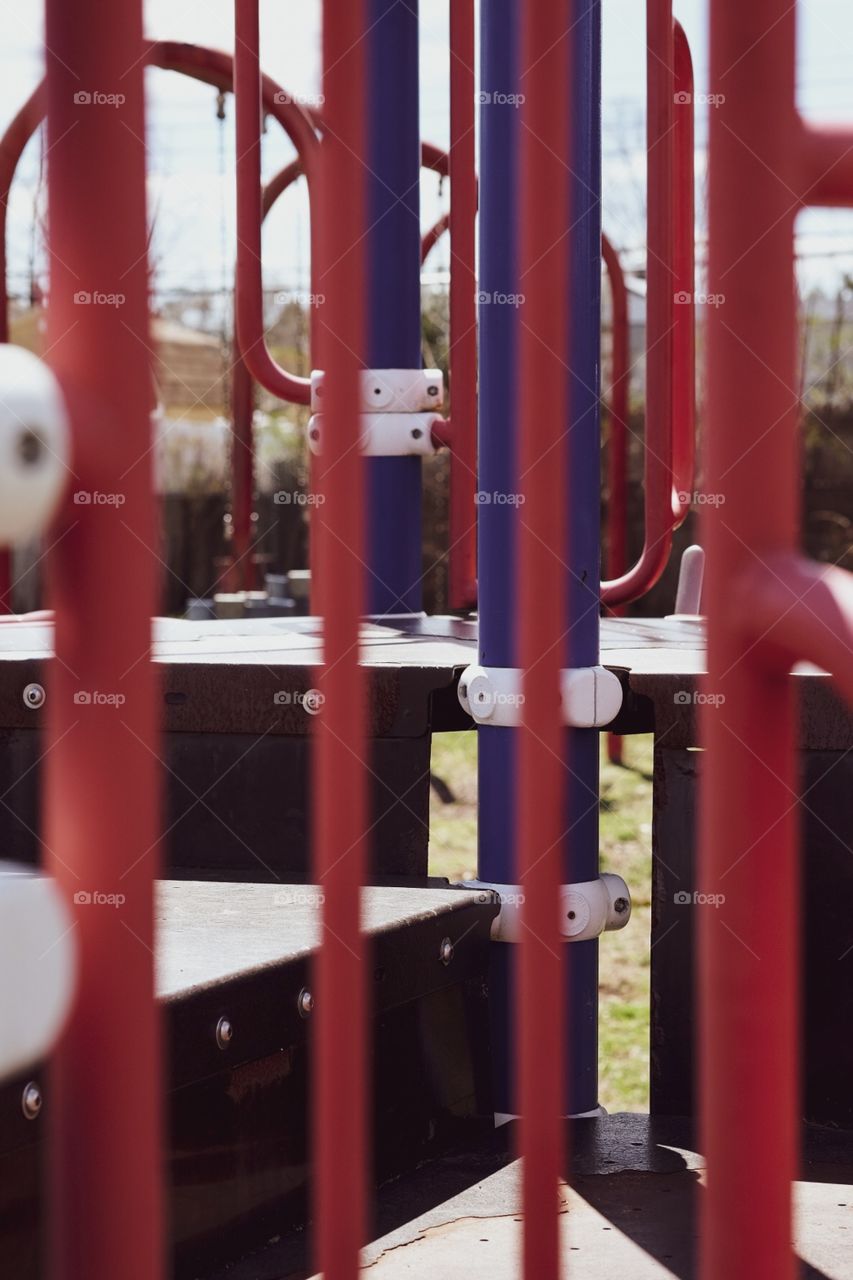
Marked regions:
[674,890,726,908]
[73,291,126,307]
[73,490,126,506]
[477,91,526,108]
[674,90,725,108]
[674,290,725,308]
[673,690,726,708]
[477,290,525,308]
[274,889,327,907]
[73,690,127,708]
[677,489,726,508]
[274,290,326,308]
[73,90,126,108]
[274,491,326,506]
[73,890,127,908]
[475,490,525,506]
[273,90,325,107]
[274,688,325,715]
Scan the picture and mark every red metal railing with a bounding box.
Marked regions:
[701,2,853,1276]
[671,20,695,528]
[43,1,162,1277]
[313,1,368,1276]
[234,5,315,406]
[601,3,695,607]
[602,232,629,764]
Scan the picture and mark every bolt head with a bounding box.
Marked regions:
[298,987,314,1017]
[614,897,630,915]
[22,682,45,710]
[440,937,453,966]
[215,1016,233,1049]
[22,1082,42,1120]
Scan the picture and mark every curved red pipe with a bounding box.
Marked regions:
[602,231,629,764]
[600,0,674,607]
[671,19,696,527]
[421,211,450,265]
[233,10,316,405]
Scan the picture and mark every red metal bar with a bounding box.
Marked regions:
[313,0,368,1275]
[700,2,800,1263]
[671,20,695,527]
[230,158,304,592]
[234,10,315,404]
[43,0,162,1276]
[517,3,569,1275]
[601,0,675,607]
[700,2,853,1275]
[799,122,853,206]
[602,232,629,765]
[447,0,477,610]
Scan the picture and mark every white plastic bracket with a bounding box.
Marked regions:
[463,874,632,943]
[310,368,444,414]
[307,411,442,458]
[457,663,624,728]
[308,367,445,458]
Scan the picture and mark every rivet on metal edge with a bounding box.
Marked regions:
[440,937,454,966]
[215,1016,233,1049]
[22,1082,42,1120]
[298,987,314,1018]
[22,682,45,710]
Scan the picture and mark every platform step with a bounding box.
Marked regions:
[1,882,499,1279]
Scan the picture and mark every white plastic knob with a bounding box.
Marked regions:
[0,345,70,544]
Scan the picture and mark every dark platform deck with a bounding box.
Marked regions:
[0,613,846,743]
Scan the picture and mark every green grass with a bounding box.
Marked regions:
[428,730,653,1113]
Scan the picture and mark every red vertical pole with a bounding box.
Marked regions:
[517,1,569,1276]
[701,2,800,1277]
[448,0,477,610]
[313,0,368,1277]
[43,1,162,1278]
[231,354,257,591]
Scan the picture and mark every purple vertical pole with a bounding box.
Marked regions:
[365,0,423,615]
[477,0,603,1115]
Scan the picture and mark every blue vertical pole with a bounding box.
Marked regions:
[365,0,423,615]
[477,0,603,1115]
[563,0,603,1116]
[477,0,520,1113]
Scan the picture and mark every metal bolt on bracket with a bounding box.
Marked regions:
[298,987,314,1018]
[440,937,454,966]
[22,683,45,710]
[215,1016,233,1050]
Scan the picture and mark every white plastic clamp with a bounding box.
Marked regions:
[310,368,444,414]
[308,367,445,459]
[0,345,70,545]
[307,411,442,458]
[463,874,632,943]
[458,663,623,728]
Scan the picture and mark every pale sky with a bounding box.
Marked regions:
[2,1,853,311]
